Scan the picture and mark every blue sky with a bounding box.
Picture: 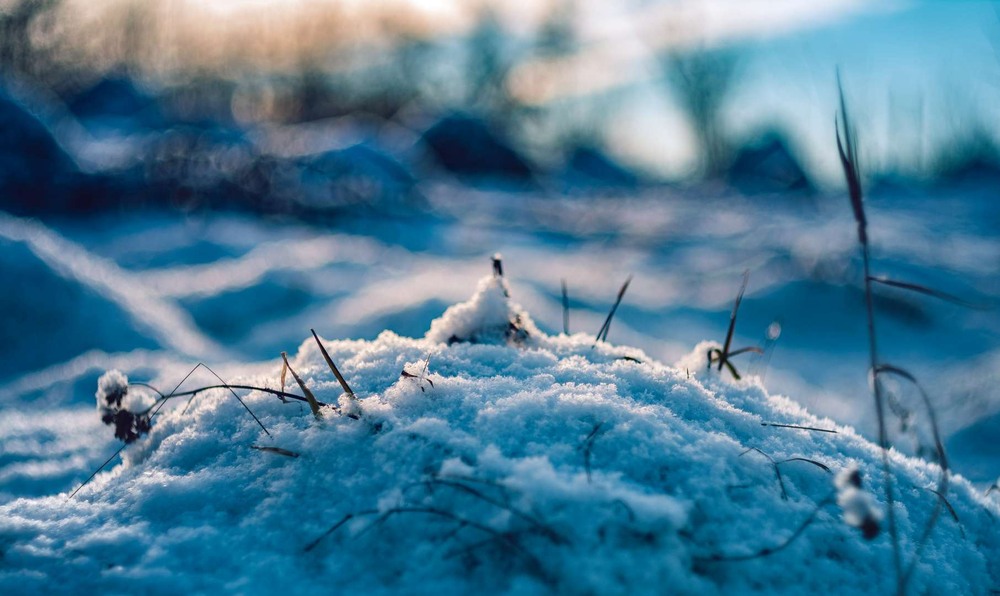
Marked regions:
[606,1,1000,182]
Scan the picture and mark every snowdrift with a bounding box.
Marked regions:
[1,275,997,594]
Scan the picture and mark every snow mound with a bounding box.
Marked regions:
[424,273,540,346]
[1,276,997,594]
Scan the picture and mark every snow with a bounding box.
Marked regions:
[1,275,997,594]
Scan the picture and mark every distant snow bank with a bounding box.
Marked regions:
[1,276,997,594]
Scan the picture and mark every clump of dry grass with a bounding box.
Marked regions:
[706,270,762,379]
[835,73,969,595]
[73,332,362,499]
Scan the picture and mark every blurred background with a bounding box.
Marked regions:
[1,0,999,499]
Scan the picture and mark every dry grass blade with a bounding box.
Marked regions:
[401,359,434,392]
[303,509,379,552]
[836,72,866,245]
[868,276,993,310]
[702,490,838,562]
[727,346,764,358]
[706,270,761,380]
[836,74,902,591]
[280,357,288,394]
[739,447,787,500]
[579,422,605,483]
[721,270,750,368]
[176,363,270,438]
[68,444,127,500]
[921,487,965,538]
[874,363,951,589]
[281,352,323,418]
[707,348,742,379]
[760,422,838,434]
[251,445,300,458]
[310,329,355,398]
[139,384,322,410]
[873,365,948,470]
[593,275,632,346]
[777,457,832,474]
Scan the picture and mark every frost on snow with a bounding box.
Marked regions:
[1,276,998,594]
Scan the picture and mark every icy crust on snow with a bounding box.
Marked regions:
[1,277,998,595]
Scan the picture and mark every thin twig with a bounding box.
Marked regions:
[67,444,126,500]
[874,364,950,588]
[592,276,632,347]
[777,457,832,474]
[413,478,566,544]
[761,422,838,434]
[304,509,379,552]
[700,491,837,562]
[739,447,787,500]
[920,486,965,539]
[137,384,325,411]
[868,276,993,310]
[174,363,270,435]
[836,73,902,591]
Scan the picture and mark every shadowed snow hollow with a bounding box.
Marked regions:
[1,276,997,594]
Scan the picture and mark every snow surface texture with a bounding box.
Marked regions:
[1,276,998,594]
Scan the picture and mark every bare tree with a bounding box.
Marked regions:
[662,48,739,179]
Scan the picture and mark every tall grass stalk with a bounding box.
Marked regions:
[834,77,902,590]
[837,75,956,595]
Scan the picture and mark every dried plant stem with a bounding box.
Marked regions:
[580,422,604,483]
[837,76,901,592]
[760,422,837,434]
[140,384,324,410]
[303,510,378,552]
[701,491,837,562]
[281,352,323,418]
[593,275,632,347]
[67,444,126,500]
[707,270,762,380]
[311,329,355,398]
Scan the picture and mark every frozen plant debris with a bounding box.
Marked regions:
[95,370,153,444]
[835,464,882,540]
[425,275,538,346]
